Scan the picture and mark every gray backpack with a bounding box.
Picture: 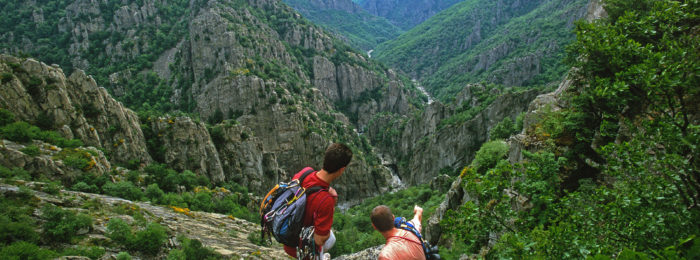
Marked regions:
[259,169,324,247]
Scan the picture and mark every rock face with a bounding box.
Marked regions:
[373,0,589,99]
[0,140,111,181]
[422,1,609,247]
[0,55,151,165]
[0,182,288,259]
[145,116,225,183]
[369,85,541,186]
[0,0,425,203]
[359,0,463,30]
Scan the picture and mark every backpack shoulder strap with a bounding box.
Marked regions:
[296,168,315,182]
[297,168,326,195]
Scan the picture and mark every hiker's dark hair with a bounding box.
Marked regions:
[323,143,352,173]
[371,205,394,232]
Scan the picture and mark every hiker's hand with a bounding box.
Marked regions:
[414,205,423,215]
[414,205,423,222]
[329,187,337,197]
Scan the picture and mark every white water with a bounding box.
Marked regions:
[412,79,434,104]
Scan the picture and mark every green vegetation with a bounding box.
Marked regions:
[0,0,190,113]
[106,219,168,255]
[0,109,84,148]
[330,184,445,255]
[356,0,463,30]
[440,0,700,258]
[168,235,221,259]
[374,0,587,101]
[283,0,402,50]
[41,205,93,243]
[489,113,524,140]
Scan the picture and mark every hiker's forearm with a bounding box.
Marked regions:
[314,233,329,247]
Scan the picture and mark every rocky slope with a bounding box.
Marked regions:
[0,54,411,203]
[0,55,151,166]
[373,0,590,101]
[358,0,463,30]
[0,0,428,203]
[367,84,541,186]
[0,181,287,259]
[282,0,402,50]
[421,0,607,250]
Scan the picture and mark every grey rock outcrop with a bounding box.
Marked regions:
[369,85,541,186]
[360,0,462,30]
[0,55,151,165]
[0,140,111,180]
[145,116,225,182]
[0,182,288,259]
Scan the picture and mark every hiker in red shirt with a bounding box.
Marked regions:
[283,143,353,260]
[371,205,426,260]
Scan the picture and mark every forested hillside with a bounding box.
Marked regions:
[374,0,588,101]
[0,0,698,259]
[357,0,463,30]
[429,0,700,258]
[0,0,428,204]
[283,0,402,50]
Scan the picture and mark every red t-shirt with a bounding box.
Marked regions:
[283,167,337,257]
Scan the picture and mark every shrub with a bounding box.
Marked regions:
[490,117,517,140]
[103,181,143,201]
[106,218,133,246]
[0,241,59,259]
[61,246,106,260]
[0,108,15,127]
[131,223,167,255]
[1,121,40,142]
[116,252,132,260]
[71,181,99,193]
[179,235,220,259]
[19,145,40,156]
[0,166,31,179]
[167,249,186,260]
[0,215,39,244]
[471,140,509,174]
[41,205,92,243]
[43,181,62,195]
[145,184,165,204]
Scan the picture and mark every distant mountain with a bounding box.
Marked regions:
[358,0,463,30]
[283,0,402,51]
[0,0,426,203]
[373,0,589,101]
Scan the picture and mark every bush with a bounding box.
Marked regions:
[71,181,99,193]
[490,117,517,140]
[167,249,186,260]
[131,223,167,255]
[106,218,133,246]
[103,181,144,201]
[1,121,40,142]
[180,235,220,259]
[61,246,105,260]
[41,205,92,243]
[0,108,15,127]
[116,252,132,260]
[0,166,31,179]
[19,145,40,156]
[0,241,59,259]
[0,215,39,244]
[145,184,165,204]
[471,140,509,174]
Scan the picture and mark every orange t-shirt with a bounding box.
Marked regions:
[378,220,426,260]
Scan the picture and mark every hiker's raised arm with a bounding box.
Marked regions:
[413,205,423,223]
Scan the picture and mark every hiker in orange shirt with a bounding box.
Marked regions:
[371,205,426,260]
